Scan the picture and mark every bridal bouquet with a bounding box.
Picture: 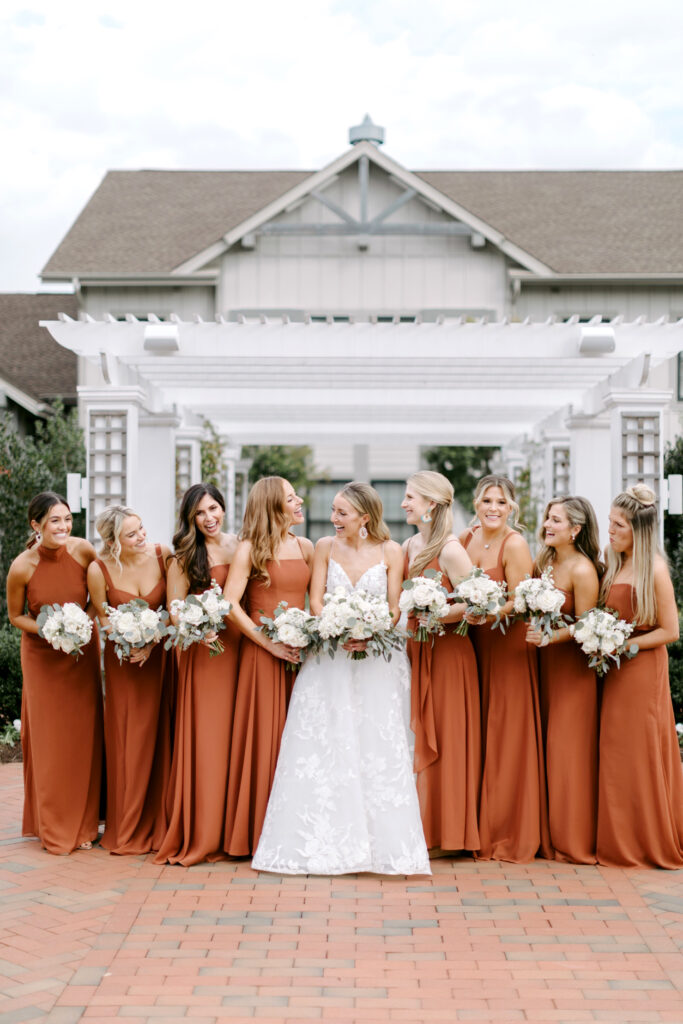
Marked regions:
[258,601,315,670]
[36,602,93,658]
[310,586,403,661]
[569,606,639,676]
[449,567,507,636]
[512,568,570,642]
[399,568,449,642]
[168,581,232,657]
[104,598,171,663]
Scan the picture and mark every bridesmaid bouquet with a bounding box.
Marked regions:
[168,581,232,657]
[104,598,171,663]
[399,569,449,642]
[36,602,93,658]
[569,607,639,676]
[310,586,404,661]
[512,568,570,642]
[258,601,315,670]
[448,568,507,636]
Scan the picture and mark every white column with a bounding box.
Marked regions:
[138,412,182,545]
[565,411,612,543]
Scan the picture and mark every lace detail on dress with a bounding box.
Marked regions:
[252,552,430,877]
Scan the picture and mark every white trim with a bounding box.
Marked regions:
[0,376,49,417]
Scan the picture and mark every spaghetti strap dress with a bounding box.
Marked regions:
[98,545,172,855]
[20,544,103,854]
[463,529,551,862]
[225,550,311,857]
[154,564,240,866]
[538,589,598,863]
[596,584,683,868]
[405,552,481,853]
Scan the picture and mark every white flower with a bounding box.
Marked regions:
[13,719,21,731]
[139,608,160,630]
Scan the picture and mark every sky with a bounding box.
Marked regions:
[3,0,683,292]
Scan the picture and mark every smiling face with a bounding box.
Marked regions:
[32,503,72,548]
[608,506,634,555]
[401,485,433,526]
[282,481,304,526]
[331,492,368,540]
[475,485,510,532]
[119,515,147,554]
[543,503,574,549]
[194,492,225,539]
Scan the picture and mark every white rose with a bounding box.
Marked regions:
[183,603,204,625]
[139,608,160,630]
[582,636,600,654]
[59,636,76,654]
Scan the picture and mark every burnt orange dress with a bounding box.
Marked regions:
[20,544,103,854]
[98,546,172,855]
[539,590,598,864]
[225,554,311,856]
[405,554,481,852]
[155,564,240,866]
[596,584,683,868]
[464,529,551,862]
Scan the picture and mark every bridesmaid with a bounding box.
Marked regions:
[6,492,103,855]
[460,475,551,862]
[155,483,240,866]
[88,506,172,855]
[402,471,481,855]
[597,484,683,868]
[224,477,313,857]
[525,497,601,864]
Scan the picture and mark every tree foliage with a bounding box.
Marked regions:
[422,445,498,512]
[243,445,318,496]
[200,420,226,489]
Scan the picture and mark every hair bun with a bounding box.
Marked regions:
[627,484,657,507]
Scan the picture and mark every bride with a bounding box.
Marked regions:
[252,481,430,876]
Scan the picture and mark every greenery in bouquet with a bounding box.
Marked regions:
[448,567,507,636]
[512,567,571,641]
[570,606,639,676]
[310,586,404,662]
[168,581,232,657]
[258,601,315,670]
[36,602,93,658]
[399,568,449,643]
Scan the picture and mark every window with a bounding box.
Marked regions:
[551,447,570,498]
[306,481,345,545]
[371,480,412,543]
[88,410,127,538]
[621,414,660,500]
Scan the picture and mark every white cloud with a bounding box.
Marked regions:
[2,0,683,288]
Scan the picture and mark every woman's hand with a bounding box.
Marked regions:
[525,625,546,647]
[465,611,487,626]
[269,640,302,664]
[342,638,368,653]
[200,630,219,649]
[130,642,155,665]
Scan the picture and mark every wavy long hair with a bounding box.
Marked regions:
[173,483,226,592]
[600,484,660,626]
[338,481,391,543]
[470,474,523,531]
[241,476,291,585]
[26,491,70,549]
[535,496,603,578]
[406,471,454,577]
[95,505,139,569]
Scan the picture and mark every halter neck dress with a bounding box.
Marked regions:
[21,543,103,854]
[97,544,172,855]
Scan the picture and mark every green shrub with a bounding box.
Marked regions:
[0,625,22,726]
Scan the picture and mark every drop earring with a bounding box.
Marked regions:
[421,511,432,524]
[359,525,368,539]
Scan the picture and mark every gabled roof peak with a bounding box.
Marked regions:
[349,114,385,146]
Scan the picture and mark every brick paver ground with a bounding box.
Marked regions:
[1,762,682,1024]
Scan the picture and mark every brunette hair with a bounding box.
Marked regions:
[338,481,391,543]
[600,484,660,626]
[240,477,291,585]
[173,483,226,592]
[26,492,70,549]
[406,471,455,577]
[470,474,523,530]
[95,505,140,569]
[535,496,603,578]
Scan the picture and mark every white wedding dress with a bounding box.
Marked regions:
[252,555,431,876]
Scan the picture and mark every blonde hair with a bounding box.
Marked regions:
[600,484,660,626]
[338,482,391,543]
[406,471,455,577]
[536,496,603,578]
[471,474,523,530]
[241,477,291,585]
[95,505,140,569]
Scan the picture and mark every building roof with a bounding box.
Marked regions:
[0,293,78,405]
[41,166,683,279]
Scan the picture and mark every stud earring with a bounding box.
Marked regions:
[359,525,368,539]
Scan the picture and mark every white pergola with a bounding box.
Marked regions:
[42,315,683,543]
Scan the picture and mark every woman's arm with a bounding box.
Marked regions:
[630,557,680,650]
[527,560,599,647]
[6,557,39,635]
[385,542,404,624]
[309,538,332,615]
[166,557,190,624]
[224,541,299,662]
[86,561,110,629]
[439,539,472,625]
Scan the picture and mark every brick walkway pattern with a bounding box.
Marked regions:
[1,762,682,1024]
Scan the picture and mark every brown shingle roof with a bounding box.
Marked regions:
[41,167,683,278]
[0,294,78,403]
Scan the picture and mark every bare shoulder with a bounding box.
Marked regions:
[69,536,97,566]
[384,539,404,563]
[8,548,35,583]
[298,536,315,557]
[654,553,674,584]
[219,532,240,560]
[158,544,173,564]
[314,535,334,555]
[572,555,599,585]
[458,527,474,546]
[504,530,530,552]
